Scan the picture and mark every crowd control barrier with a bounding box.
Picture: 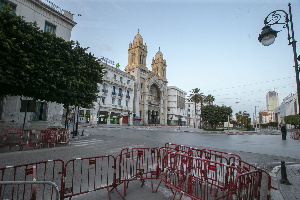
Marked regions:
[0,143,276,200]
[0,128,69,150]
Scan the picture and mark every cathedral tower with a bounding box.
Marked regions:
[125,30,148,71]
[151,47,167,81]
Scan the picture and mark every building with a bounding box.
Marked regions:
[266,91,278,111]
[0,0,76,130]
[125,31,168,126]
[167,86,187,126]
[185,98,201,128]
[274,93,298,127]
[78,62,135,125]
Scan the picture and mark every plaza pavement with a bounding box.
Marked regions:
[75,123,300,200]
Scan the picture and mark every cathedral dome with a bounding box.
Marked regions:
[133,31,143,44]
[155,47,163,59]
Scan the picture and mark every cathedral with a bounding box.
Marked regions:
[125,30,168,125]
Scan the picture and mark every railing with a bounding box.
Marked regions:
[0,143,276,200]
[40,0,63,14]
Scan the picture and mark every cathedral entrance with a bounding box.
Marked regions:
[148,84,161,125]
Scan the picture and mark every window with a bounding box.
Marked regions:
[44,21,56,34]
[120,77,123,83]
[112,98,115,105]
[33,101,47,121]
[104,71,108,77]
[102,97,105,104]
[140,111,142,117]
[127,80,130,84]
[126,90,130,97]
[114,74,117,80]
[118,99,121,106]
[141,83,143,89]
[126,100,128,107]
[79,110,84,117]
[0,0,16,12]
[141,95,143,100]
[112,86,116,95]
[119,88,122,95]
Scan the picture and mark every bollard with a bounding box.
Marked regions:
[280,161,291,185]
[81,129,84,136]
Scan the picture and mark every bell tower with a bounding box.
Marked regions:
[151,47,167,80]
[126,30,148,71]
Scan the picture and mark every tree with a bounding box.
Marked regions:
[0,6,103,108]
[204,94,215,105]
[201,105,232,129]
[284,115,299,127]
[189,88,205,128]
[235,111,250,129]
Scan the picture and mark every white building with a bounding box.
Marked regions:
[0,0,76,130]
[167,86,187,126]
[185,98,201,128]
[274,93,298,127]
[78,62,135,125]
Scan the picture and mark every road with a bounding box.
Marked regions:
[0,125,299,199]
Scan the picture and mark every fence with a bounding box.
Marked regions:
[0,143,276,200]
[0,128,69,150]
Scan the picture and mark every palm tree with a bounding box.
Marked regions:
[189,88,205,128]
[204,94,215,105]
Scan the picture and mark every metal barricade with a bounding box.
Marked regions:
[0,159,64,200]
[165,143,241,165]
[0,129,70,150]
[116,147,159,196]
[0,144,275,200]
[0,181,60,200]
[63,155,123,200]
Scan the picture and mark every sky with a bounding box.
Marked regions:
[51,0,299,119]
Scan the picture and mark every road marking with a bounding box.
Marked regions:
[71,139,104,147]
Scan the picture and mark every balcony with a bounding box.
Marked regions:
[102,89,108,93]
[126,95,130,99]
[112,92,116,96]
[118,93,123,97]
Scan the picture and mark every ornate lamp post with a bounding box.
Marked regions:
[258,3,300,116]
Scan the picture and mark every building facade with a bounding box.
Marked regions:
[0,0,76,130]
[125,31,168,126]
[274,93,298,127]
[167,86,187,126]
[78,62,135,125]
[185,99,201,128]
[266,91,278,111]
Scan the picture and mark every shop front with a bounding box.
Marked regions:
[110,112,121,124]
[97,111,108,124]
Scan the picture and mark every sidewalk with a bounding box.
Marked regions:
[270,164,300,200]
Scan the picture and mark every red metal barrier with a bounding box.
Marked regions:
[0,129,69,150]
[165,143,241,165]
[117,147,159,196]
[0,144,275,200]
[0,159,64,200]
[63,155,123,200]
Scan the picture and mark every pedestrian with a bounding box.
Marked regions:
[281,124,287,140]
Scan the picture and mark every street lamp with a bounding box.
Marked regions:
[258,3,300,116]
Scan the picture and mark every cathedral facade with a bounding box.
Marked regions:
[125,31,168,125]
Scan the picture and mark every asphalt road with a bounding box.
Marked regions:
[0,126,299,199]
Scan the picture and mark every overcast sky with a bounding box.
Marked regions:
[51,0,299,119]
